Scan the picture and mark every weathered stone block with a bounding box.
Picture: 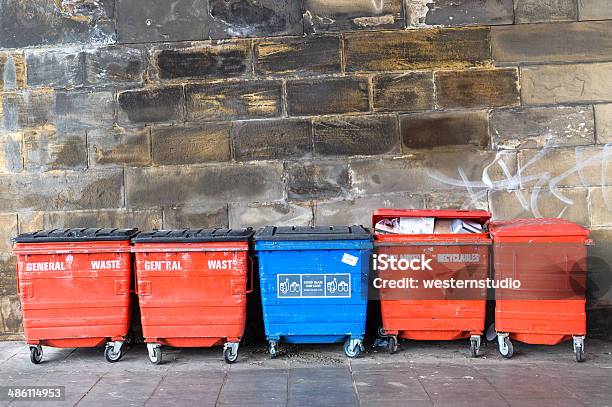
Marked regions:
[0,133,22,173]
[302,0,403,33]
[518,146,612,189]
[0,295,22,335]
[163,205,229,229]
[344,27,491,72]
[350,150,518,194]
[490,106,595,149]
[255,35,340,76]
[424,0,514,26]
[0,52,26,91]
[126,163,284,207]
[209,0,303,39]
[117,0,208,43]
[492,21,612,64]
[579,0,612,20]
[589,187,612,226]
[18,209,162,232]
[118,86,184,125]
[232,118,312,161]
[426,190,489,210]
[151,123,231,165]
[0,213,17,253]
[514,0,577,23]
[26,49,83,88]
[522,63,612,105]
[23,126,87,171]
[314,194,423,226]
[85,46,148,85]
[435,68,519,109]
[595,104,612,144]
[153,41,251,80]
[286,77,369,116]
[1,91,54,132]
[54,90,115,130]
[286,161,351,200]
[0,256,17,296]
[186,81,282,121]
[313,114,399,156]
[0,0,115,48]
[400,111,489,149]
[489,187,589,225]
[229,202,312,228]
[373,72,434,112]
[0,169,124,211]
[88,127,151,167]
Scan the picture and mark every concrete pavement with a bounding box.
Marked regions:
[1,339,611,406]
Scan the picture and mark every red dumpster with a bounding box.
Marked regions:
[489,219,590,362]
[374,209,491,357]
[131,228,254,364]
[13,228,137,364]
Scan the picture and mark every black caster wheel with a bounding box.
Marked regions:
[224,347,239,364]
[30,346,43,364]
[388,336,398,354]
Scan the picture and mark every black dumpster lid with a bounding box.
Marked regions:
[254,226,371,241]
[14,228,139,243]
[132,228,254,243]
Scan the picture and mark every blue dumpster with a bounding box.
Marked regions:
[254,226,372,358]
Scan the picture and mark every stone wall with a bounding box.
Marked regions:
[1,0,611,339]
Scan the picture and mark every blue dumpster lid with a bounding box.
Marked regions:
[132,228,254,243]
[14,228,139,243]
[254,226,371,241]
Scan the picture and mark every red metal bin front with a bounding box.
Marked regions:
[373,209,491,355]
[13,228,136,363]
[490,219,589,352]
[132,228,253,364]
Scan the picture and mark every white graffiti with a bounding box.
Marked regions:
[427,139,612,217]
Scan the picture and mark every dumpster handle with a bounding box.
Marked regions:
[246,256,254,294]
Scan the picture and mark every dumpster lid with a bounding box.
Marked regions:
[373,209,491,226]
[488,218,590,237]
[254,226,371,241]
[132,228,254,243]
[14,228,139,243]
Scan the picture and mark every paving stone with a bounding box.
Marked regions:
[0,52,26,91]
[579,0,612,20]
[286,161,351,200]
[490,106,595,149]
[153,41,251,80]
[116,0,208,43]
[419,377,505,404]
[126,163,284,207]
[209,0,303,39]
[521,63,612,105]
[424,0,514,26]
[255,35,341,76]
[354,370,430,403]
[0,90,54,132]
[118,86,184,125]
[492,21,612,64]
[218,369,288,406]
[489,187,590,224]
[314,194,423,226]
[0,133,22,173]
[84,45,148,85]
[232,118,312,161]
[373,72,434,112]
[289,367,357,407]
[25,49,83,88]
[186,80,282,121]
[23,126,87,171]
[77,374,162,407]
[595,103,612,144]
[0,0,115,48]
[0,169,124,211]
[515,0,578,22]
[286,77,369,116]
[400,111,489,149]
[88,126,151,168]
[229,202,313,228]
[151,123,231,165]
[147,372,223,407]
[435,68,520,109]
[163,205,229,229]
[302,0,403,33]
[589,187,612,226]
[344,27,491,72]
[313,114,399,156]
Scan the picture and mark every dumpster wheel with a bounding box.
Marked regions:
[147,343,162,365]
[470,335,481,358]
[573,336,585,363]
[387,336,399,354]
[104,346,122,363]
[344,339,363,358]
[29,346,43,364]
[268,341,278,359]
[223,343,240,364]
[497,334,513,359]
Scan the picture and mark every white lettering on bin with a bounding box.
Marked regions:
[143,261,182,271]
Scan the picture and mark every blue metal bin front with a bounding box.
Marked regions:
[254,226,372,358]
